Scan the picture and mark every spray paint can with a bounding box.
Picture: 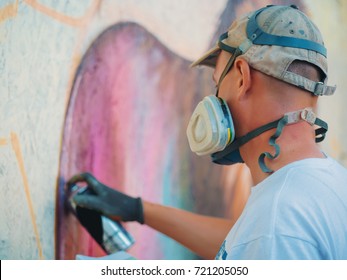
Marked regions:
[67,185,135,254]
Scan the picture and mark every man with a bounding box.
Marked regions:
[68,5,347,259]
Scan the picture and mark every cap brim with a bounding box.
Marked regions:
[190,45,220,68]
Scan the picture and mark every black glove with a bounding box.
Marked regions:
[67,172,144,224]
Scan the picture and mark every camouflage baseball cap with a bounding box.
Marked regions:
[191,5,336,96]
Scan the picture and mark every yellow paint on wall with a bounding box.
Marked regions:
[0,0,18,24]
[10,132,44,260]
[0,138,8,146]
[24,0,101,27]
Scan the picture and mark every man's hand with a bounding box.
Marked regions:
[67,173,144,224]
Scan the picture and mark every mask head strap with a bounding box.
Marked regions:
[212,118,281,162]
[212,108,328,172]
[247,5,327,57]
[216,33,243,96]
[259,108,328,173]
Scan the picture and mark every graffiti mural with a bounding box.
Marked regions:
[57,22,217,259]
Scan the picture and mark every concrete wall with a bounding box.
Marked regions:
[0,0,346,259]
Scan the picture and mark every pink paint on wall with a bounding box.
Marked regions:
[57,22,228,259]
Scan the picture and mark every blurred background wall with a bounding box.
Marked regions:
[0,0,346,259]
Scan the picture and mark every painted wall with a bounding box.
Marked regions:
[1,0,346,259]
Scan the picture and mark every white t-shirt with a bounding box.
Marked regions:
[216,156,347,259]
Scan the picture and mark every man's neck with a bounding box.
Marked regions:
[241,121,325,185]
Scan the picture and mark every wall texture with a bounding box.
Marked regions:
[1,0,346,259]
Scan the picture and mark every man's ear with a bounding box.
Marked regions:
[234,58,251,100]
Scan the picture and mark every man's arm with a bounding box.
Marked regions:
[68,172,236,259]
[143,201,234,259]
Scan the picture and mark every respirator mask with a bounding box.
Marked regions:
[186,96,328,173]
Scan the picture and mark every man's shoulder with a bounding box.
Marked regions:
[268,156,347,191]
[282,157,347,191]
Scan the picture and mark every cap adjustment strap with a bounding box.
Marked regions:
[313,82,336,96]
[282,72,336,96]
